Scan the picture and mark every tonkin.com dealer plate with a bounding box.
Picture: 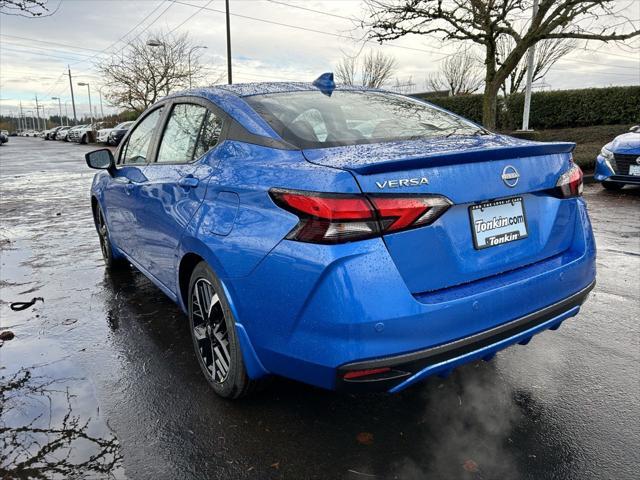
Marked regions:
[469,197,529,250]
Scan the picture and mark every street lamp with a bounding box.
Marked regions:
[188,45,207,88]
[97,86,105,119]
[147,40,208,89]
[77,82,93,124]
[51,97,63,127]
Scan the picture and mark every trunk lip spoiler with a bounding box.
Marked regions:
[303,140,576,175]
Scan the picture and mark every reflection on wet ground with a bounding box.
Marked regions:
[1,138,639,479]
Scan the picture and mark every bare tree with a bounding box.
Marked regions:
[98,32,209,113]
[0,0,54,16]
[498,36,576,97]
[1,368,121,477]
[336,50,398,88]
[363,0,640,128]
[392,75,416,94]
[427,53,484,95]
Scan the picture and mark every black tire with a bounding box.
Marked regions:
[80,134,87,145]
[188,261,258,399]
[602,182,624,191]
[94,206,128,270]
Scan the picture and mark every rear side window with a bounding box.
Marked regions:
[121,108,163,165]
[193,110,223,160]
[156,104,223,164]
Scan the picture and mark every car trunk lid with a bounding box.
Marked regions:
[302,135,577,294]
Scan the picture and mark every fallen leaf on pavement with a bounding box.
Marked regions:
[463,459,479,473]
[356,432,374,445]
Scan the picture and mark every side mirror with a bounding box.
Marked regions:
[85,148,114,171]
[630,125,639,133]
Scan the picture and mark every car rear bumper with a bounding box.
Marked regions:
[337,280,594,392]
[229,198,597,391]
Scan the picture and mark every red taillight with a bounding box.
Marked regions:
[370,195,452,232]
[270,188,452,244]
[554,163,583,198]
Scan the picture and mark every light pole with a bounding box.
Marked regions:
[77,82,93,124]
[98,87,105,119]
[188,45,207,88]
[52,97,63,126]
[148,40,208,89]
[63,101,69,126]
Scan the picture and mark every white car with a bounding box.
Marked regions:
[97,126,113,143]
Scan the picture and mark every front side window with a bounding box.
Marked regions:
[246,90,484,149]
[156,103,222,164]
[121,108,163,165]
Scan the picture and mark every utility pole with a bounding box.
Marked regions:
[19,101,24,132]
[35,95,42,131]
[68,65,78,125]
[225,0,232,84]
[521,0,539,132]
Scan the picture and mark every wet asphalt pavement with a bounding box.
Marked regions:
[1,137,639,480]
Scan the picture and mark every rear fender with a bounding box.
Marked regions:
[175,236,270,379]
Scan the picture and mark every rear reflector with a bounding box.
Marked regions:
[343,367,391,380]
[270,189,452,244]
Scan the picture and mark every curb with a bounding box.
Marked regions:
[583,174,596,185]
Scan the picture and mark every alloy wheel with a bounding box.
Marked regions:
[191,278,231,383]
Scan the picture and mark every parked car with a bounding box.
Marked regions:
[594,125,640,190]
[44,126,64,140]
[54,126,71,140]
[0,130,8,144]
[106,121,134,146]
[62,125,84,141]
[97,125,113,143]
[67,124,90,143]
[85,74,596,399]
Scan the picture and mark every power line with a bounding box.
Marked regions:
[0,46,90,63]
[0,34,107,54]
[168,0,214,34]
[172,0,454,60]
[265,0,354,21]
[71,0,172,68]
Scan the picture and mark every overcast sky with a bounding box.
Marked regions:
[1,0,638,119]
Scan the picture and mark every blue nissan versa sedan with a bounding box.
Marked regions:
[85,74,596,399]
[594,125,640,190]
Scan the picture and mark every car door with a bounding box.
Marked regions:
[134,101,223,291]
[102,107,164,260]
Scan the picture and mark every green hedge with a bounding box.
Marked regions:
[413,86,640,130]
[415,93,485,124]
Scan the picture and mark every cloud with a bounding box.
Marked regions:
[1,0,638,116]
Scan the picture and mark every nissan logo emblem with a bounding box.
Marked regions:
[501,165,520,188]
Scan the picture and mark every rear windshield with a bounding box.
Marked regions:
[245,90,483,149]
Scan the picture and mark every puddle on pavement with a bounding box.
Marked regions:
[1,208,126,477]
